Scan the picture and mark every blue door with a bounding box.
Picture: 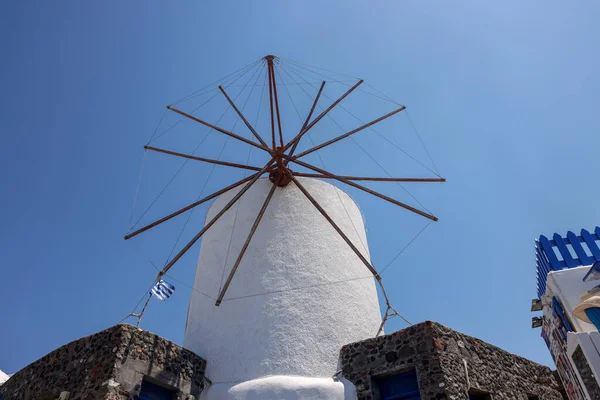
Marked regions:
[376,370,422,400]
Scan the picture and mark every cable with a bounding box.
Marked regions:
[129,150,147,225]
[379,220,432,275]
[143,256,217,302]
[149,61,264,145]
[127,109,168,226]
[217,63,265,292]
[181,60,265,104]
[405,110,441,176]
[276,66,369,255]
[170,58,262,106]
[251,63,269,158]
[280,63,434,214]
[279,56,359,80]
[149,90,221,145]
[129,62,264,232]
[163,62,265,265]
[279,65,426,287]
[278,63,423,329]
[220,80,356,88]
[283,62,440,178]
[276,66,413,334]
[147,109,168,143]
[117,279,158,324]
[123,63,268,325]
[130,243,218,304]
[222,275,374,302]
[279,58,400,105]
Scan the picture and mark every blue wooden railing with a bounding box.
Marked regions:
[536,227,600,298]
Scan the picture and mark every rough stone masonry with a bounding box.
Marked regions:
[0,324,206,400]
[1,321,565,400]
[340,321,565,400]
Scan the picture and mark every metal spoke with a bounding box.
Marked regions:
[282,155,438,222]
[157,157,277,278]
[126,56,446,310]
[269,60,284,148]
[145,145,263,172]
[283,79,364,153]
[286,168,379,278]
[215,181,279,306]
[293,106,406,159]
[290,172,445,182]
[218,85,269,148]
[125,173,261,240]
[267,57,277,150]
[167,105,273,154]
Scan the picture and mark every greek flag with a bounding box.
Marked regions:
[150,279,175,301]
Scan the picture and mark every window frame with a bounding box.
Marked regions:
[373,368,422,400]
[138,377,177,400]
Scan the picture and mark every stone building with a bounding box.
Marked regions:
[0,320,563,400]
[532,228,600,399]
[0,324,206,400]
[1,180,568,399]
[340,321,564,400]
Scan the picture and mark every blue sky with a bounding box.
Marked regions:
[1,1,599,374]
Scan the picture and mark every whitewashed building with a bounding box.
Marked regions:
[533,228,600,399]
[184,178,382,399]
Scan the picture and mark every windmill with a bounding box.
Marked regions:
[124,55,444,335]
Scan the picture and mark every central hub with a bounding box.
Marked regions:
[269,169,292,187]
[269,146,292,187]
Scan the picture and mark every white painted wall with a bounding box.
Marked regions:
[184,178,382,388]
[200,375,356,400]
[0,369,9,385]
[545,266,598,332]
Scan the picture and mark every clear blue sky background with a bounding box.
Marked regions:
[1,1,599,374]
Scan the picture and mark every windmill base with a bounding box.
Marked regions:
[200,375,356,400]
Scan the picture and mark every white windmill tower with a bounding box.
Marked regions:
[125,55,443,399]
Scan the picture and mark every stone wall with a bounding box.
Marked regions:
[434,322,563,399]
[340,321,446,400]
[340,321,565,400]
[0,324,206,400]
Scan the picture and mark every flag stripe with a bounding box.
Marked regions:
[150,279,175,301]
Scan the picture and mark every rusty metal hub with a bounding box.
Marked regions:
[268,169,291,187]
[269,146,292,187]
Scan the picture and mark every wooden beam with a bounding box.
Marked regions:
[266,57,277,150]
[270,62,284,148]
[282,155,438,222]
[166,105,273,154]
[293,106,406,159]
[287,80,325,159]
[124,173,260,240]
[290,172,445,183]
[286,168,379,277]
[157,157,277,277]
[283,79,364,153]
[215,181,278,306]
[145,145,263,172]
[218,85,269,148]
